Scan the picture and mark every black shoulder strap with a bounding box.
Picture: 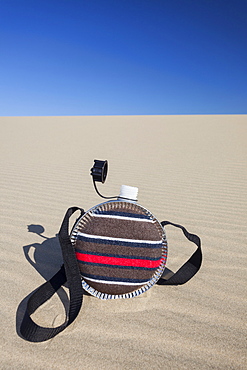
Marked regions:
[20,207,84,342]
[19,211,202,341]
[157,221,202,285]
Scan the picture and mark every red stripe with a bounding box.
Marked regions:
[76,252,162,268]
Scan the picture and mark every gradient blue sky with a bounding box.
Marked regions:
[1,0,247,116]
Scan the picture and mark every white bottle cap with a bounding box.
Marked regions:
[118,185,138,201]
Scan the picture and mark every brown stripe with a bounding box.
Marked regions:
[75,240,163,259]
[78,217,163,241]
[83,279,144,295]
[79,263,158,280]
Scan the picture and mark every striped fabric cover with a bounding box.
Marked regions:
[71,201,167,299]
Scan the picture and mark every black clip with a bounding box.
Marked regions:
[90,159,117,199]
[90,160,108,183]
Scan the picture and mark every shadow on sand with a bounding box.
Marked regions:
[16,224,70,339]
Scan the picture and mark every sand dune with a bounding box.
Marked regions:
[0,115,246,369]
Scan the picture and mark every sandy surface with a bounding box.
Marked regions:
[0,115,246,369]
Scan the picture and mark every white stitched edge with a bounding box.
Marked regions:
[92,214,154,222]
[82,276,150,286]
[77,231,163,244]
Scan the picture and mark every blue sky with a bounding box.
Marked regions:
[1,0,247,116]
